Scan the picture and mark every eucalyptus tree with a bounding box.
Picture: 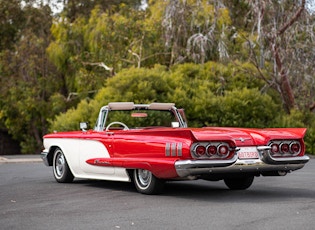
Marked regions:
[161,0,232,65]
[60,0,142,21]
[237,0,315,113]
[160,0,315,113]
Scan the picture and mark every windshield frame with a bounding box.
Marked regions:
[94,102,187,131]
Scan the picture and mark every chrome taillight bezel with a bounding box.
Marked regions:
[217,143,230,158]
[268,140,301,157]
[191,142,233,159]
[290,142,301,154]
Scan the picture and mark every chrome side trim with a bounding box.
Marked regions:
[171,143,176,156]
[165,142,183,157]
[177,143,182,156]
[165,143,171,156]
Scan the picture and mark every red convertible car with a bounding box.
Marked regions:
[41,102,309,194]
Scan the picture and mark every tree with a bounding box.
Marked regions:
[0,3,61,153]
[241,0,315,113]
[161,0,232,65]
[47,1,167,101]
[160,0,315,113]
[0,0,25,51]
[60,0,142,22]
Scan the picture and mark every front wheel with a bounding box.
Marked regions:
[224,176,254,190]
[133,169,165,195]
[53,147,74,183]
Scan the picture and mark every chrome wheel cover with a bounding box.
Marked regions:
[136,169,152,189]
[54,151,65,178]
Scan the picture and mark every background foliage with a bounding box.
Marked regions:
[0,0,315,154]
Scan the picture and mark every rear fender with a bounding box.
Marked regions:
[123,159,178,178]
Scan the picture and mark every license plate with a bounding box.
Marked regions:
[238,147,259,159]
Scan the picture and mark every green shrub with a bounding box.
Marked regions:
[190,88,280,128]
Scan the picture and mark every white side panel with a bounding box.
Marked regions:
[78,139,113,174]
[44,138,130,182]
[44,138,81,175]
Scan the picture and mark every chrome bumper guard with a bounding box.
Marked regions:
[175,147,310,177]
[41,150,50,166]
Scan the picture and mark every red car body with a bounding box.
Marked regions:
[41,102,309,194]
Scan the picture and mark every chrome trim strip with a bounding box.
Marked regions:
[166,142,183,157]
[171,143,176,156]
[177,143,182,156]
[257,146,271,151]
[165,143,170,156]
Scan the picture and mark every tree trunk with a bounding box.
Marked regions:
[272,43,296,112]
[270,0,305,113]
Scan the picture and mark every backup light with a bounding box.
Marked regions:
[218,144,230,157]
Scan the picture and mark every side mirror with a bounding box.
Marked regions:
[80,122,88,131]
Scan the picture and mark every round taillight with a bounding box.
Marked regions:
[217,144,229,157]
[270,143,279,155]
[280,143,289,154]
[195,145,206,157]
[207,145,217,156]
[290,142,300,154]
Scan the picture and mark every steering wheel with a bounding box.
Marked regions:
[105,121,129,131]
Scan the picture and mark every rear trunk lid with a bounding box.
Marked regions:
[189,127,307,146]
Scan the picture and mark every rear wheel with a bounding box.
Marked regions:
[53,147,74,183]
[133,169,165,195]
[224,176,254,190]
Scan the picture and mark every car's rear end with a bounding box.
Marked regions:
[174,127,309,189]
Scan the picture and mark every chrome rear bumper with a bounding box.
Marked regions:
[175,150,310,177]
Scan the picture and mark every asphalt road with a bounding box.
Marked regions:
[0,158,314,230]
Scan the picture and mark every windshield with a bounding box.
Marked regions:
[105,109,177,129]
